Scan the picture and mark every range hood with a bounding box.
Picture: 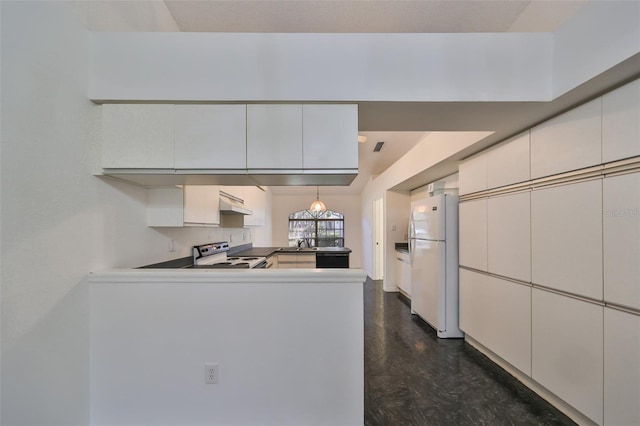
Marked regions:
[219,191,252,215]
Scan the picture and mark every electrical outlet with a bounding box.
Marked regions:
[205,363,219,384]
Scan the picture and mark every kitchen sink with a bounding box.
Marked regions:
[277,247,318,252]
[297,247,318,251]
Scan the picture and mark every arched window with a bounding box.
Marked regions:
[288,209,345,248]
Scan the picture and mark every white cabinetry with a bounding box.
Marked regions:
[459,153,487,195]
[147,187,184,227]
[102,104,175,168]
[487,131,530,189]
[302,105,358,170]
[532,289,603,425]
[243,186,266,226]
[530,98,602,179]
[486,276,531,375]
[488,192,531,282]
[395,251,411,296]
[174,105,246,169]
[276,253,316,269]
[247,105,303,170]
[604,308,640,426]
[460,270,531,375]
[147,186,220,227]
[459,199,487,271]
[603,79,640,163]
[531,180,602,299]
[459,269,489,344]
[183,186,220,226]
[604,172,640,310]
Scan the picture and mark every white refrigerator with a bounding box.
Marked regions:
[409,194,464,338]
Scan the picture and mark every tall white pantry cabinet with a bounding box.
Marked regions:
[458,78,640,426]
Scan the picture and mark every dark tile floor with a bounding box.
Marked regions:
[364,278,576,426]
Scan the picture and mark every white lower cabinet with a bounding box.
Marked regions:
[395,252,411,296]
[459,270,531,375]
[275,254,316,269]
[459,198,488,271]
[459,269,489,345]
[603,173,640,310]
[488,192,531,282]
[604,308,640,426]
[485,276,531,375]
[531,180,603,299]
[532,289,603,425]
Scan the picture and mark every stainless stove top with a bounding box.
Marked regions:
[193,242,266,269]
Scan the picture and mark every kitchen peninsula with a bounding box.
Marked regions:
[89,265,366,425]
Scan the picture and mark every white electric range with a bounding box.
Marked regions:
[192,241,267,269]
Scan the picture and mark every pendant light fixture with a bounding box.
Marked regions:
[309,186,327,212]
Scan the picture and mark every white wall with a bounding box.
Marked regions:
[89,32,552,102]
[0,3,269,424]
[271,193,362,268]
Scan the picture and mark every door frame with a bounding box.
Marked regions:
[373,197,384,280]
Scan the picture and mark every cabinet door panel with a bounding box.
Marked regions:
[459,153,487,195]
[247,105,302,169]
[302,105,358,170]
[459,199,487,271]
[183,186,220,225]
[604,308,640,426]
[530,98,602,179]
[487,131,530,189]
[102,104,174,168]
[531,180,603,299]
[487,277,531,376]
[174,105,246,169]
[532,289,603,424]
[604,173,640,309]
[488,192,531,282]
[459,269,489,344]
[603,79,640,163]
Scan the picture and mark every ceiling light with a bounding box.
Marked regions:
[309,186,327,212]
[358,135,368,143]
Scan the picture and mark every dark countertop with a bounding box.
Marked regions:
[235,247,352,257]
[138,246,351,268]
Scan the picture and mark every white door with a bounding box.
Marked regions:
[373,197,384,280]
[411,239,446,331]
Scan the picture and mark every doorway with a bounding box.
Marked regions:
[373,197,384,280]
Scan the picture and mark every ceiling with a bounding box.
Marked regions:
[162,0,587,33]
[71,1,640,195]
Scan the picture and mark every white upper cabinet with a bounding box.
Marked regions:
[243,186,266,227]
[487,131,530,189]
[459,198,488,271]
[604,308,640,426]
[247,105,303,170]
[174,105,247,170]
[604,172,640,310]
[147,187,184,227]
[488,192,531,282]
[102,104,175,169]
[302,105,358,170]
[459,153,488,195]
[183,185,220,226]
[531,180,603,300]
[530,98,602,179]
[532,289,603,425]
[603,78,640,163]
